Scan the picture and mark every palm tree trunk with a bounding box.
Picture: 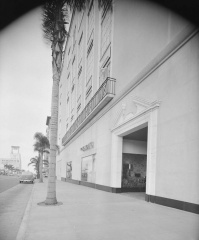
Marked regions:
[39,152,43,183]
[44,0,66,204]
[45,62,59,204]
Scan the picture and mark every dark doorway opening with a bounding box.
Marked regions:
[121,127,148,196]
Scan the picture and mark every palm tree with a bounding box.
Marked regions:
[33,132,50,183]
[4,164,14,171]
[28,156,40,179]
[42,0,87,205]
[43,158,49,168]
[42,0,112,205]
[43,148,50,176]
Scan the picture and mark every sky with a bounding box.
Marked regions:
[0,7,52,171]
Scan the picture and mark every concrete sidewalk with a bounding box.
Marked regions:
[18,179,199,240]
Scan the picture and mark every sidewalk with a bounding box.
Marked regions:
[19,179,199,240]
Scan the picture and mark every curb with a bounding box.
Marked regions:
[16,183,35,240]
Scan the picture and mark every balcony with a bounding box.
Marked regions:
[62,77,116,146]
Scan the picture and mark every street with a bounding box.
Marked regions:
[0,176,33,240]
[0,175,19,193]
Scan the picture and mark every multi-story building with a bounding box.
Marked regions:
[0,146,21,169]
[56,0,199,214]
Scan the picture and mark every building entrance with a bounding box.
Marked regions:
[121,127,148,194]
[110,97,160,199]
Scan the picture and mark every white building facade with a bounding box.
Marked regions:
[56,0,199,214]
[0,146,21,169]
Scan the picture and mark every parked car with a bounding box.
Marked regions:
[19,171,34,184]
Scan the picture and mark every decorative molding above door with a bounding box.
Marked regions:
[112,96,161,130]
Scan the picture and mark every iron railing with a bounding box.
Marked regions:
[62,77,116,145]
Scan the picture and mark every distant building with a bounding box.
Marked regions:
[0,146,21,169]
[54,0,198,214]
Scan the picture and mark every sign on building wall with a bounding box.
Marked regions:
[80,142,94,151]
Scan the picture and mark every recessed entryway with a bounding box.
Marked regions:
[121,127,148,199]
[110,97,160,199]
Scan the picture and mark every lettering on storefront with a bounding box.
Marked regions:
[80,142,94,151]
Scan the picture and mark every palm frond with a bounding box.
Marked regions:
[42,0,87,43]
[98,0,112,9]
[33,142,41,152]
[28,157,39,166]
[33,132,50,152]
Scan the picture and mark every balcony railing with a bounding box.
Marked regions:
[62,77,116,146]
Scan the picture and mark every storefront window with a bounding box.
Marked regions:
[81,155,95,182]
[66,161,72,179]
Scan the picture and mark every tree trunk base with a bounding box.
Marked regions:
[45,197,58,205]
[37,201,63,206]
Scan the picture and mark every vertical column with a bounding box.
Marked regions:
[110,133,123,188]
[146,108,158,196]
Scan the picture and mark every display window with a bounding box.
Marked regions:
[81,155,95,183]
[66,161,72,179]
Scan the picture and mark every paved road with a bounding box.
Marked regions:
[0,175,19,193]
[0,181,33,240]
